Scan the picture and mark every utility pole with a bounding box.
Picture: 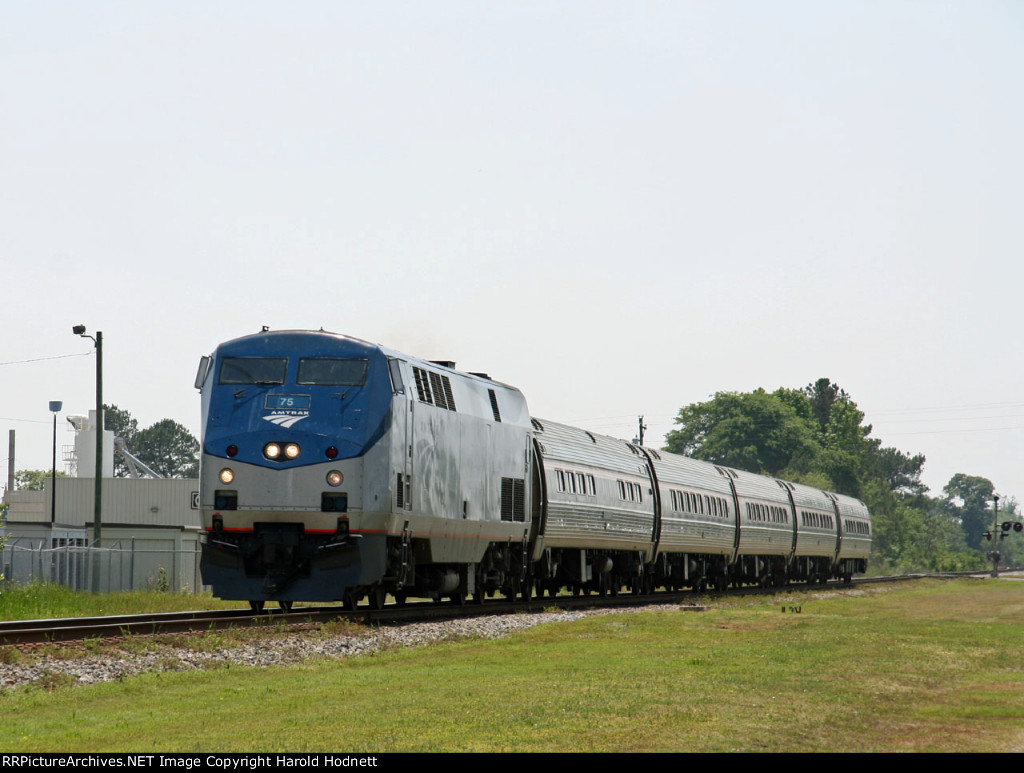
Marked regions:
[73,325,103,592]
[637,416,647,447]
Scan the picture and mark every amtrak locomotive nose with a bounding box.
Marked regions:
[196,331,394,608]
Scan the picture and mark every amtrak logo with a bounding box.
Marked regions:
[263,412,309,429]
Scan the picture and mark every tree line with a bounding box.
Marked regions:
[664,378,1022,572]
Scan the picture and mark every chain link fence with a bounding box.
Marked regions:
[1,537,204,593]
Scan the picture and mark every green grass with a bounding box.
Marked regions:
[0,582,245,621]
[1,579,1023,752]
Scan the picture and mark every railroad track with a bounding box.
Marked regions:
[0,592,702,645]
[0,572,991,646]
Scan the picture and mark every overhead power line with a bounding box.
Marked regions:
[0,351,93,367]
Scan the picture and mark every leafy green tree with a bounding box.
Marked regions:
[133,419,199,478]
[664,389,819,477]
[942,474,996,550]
[804,377,850,434]
[103,404,140,477]
[101,405,198,478]
[103,404,138,444]
[664,380,887,497]
[14,469,68,491]
[873,447,927,498]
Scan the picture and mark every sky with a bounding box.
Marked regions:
[2,1,1022,505]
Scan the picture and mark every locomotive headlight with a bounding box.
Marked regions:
[264,443,281,460]
[219,468,235,484]
[284,443,300,459]
[326,470,343,487]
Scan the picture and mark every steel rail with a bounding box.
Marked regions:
[0,572,994,646]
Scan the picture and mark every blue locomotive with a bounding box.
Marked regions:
[195,329,870,609]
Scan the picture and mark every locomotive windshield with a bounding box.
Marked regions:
[297,358,368,386]
[218,357,287,385]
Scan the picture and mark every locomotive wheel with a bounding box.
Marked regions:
[368,587,386,610]
[472,566,487,604]
[521,580,534,602]
[249,600,266,614]
[505,578,520,603]
[342,590,360,611]
[394,591,408,606]
[278,600,293,613]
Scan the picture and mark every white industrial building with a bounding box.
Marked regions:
[2,412,203,593]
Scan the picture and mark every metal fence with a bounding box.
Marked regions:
[0,537,204,593]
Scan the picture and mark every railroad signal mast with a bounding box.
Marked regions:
[982,495,1024,577]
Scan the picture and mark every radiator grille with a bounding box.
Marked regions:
[501,477,526,522]
[413,367,432,404]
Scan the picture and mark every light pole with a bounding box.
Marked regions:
[49,401,62,523]
[73,325,102,592]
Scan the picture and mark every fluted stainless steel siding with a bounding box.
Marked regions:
[533,420,655,557]
[787,481,840,558]
[834,493,872,561]
[650,454,735,555]
[731,469,794,556]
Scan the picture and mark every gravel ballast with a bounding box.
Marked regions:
[0,605,683,692]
